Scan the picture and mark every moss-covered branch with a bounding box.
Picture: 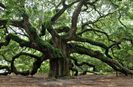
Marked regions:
[11,52,43,76]
[74,36,113,59]
[0,33,30,49]
[70,57,96,76]
[68,43,133,75]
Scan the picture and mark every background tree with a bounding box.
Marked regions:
[0,0,133,78]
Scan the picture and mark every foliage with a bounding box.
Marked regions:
[0,0,133,77]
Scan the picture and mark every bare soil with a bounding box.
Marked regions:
[0,74,133,87]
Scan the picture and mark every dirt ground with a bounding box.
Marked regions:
[0,74,133,87]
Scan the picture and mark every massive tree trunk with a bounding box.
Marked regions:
[48,38,70,78]
[49,57,70,78]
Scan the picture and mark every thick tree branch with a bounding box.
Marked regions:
[4,34,30,47]
[68,43,133,75]
[0,14,39,44]
[11,52,42,75]
[69,56,96,76]
[0,33,45,55]
[72,36,114,59]
[30,56,47,75]
[70,57,96,71]
[45,22,60,38]
[22,14,41,43]
[45,0,79,38]
[4,33,63,60]
[66,0,85,40]
[0,18,56,55]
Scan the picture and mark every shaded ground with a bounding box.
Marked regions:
[0,74,133,87]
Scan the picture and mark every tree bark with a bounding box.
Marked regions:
[49,57,70,78]
[48,38,70,78]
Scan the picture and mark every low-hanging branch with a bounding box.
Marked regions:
[30,58,44,75]
[74,36,113,59]
[0,33,56,57]
[68,43,133,75]
[70,57,96,71]
[31,54,48,75]
[10,52,43,76]
[74,36,128,59]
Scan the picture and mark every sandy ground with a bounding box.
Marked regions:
[0,74,133,87]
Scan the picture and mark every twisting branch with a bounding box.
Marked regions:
[47,0,80,38]
[0,33,46,57]
[73,36,115,59]
[30,56,46,75]
[68,43,133,75]
[75,36,123,59]
[1,18,54,52]
[1,13,40,43]
[21,13,40,42]
[69,56,96,76]
[11,52,42,76]
[31,54,49,75]
[70,57,96,71]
